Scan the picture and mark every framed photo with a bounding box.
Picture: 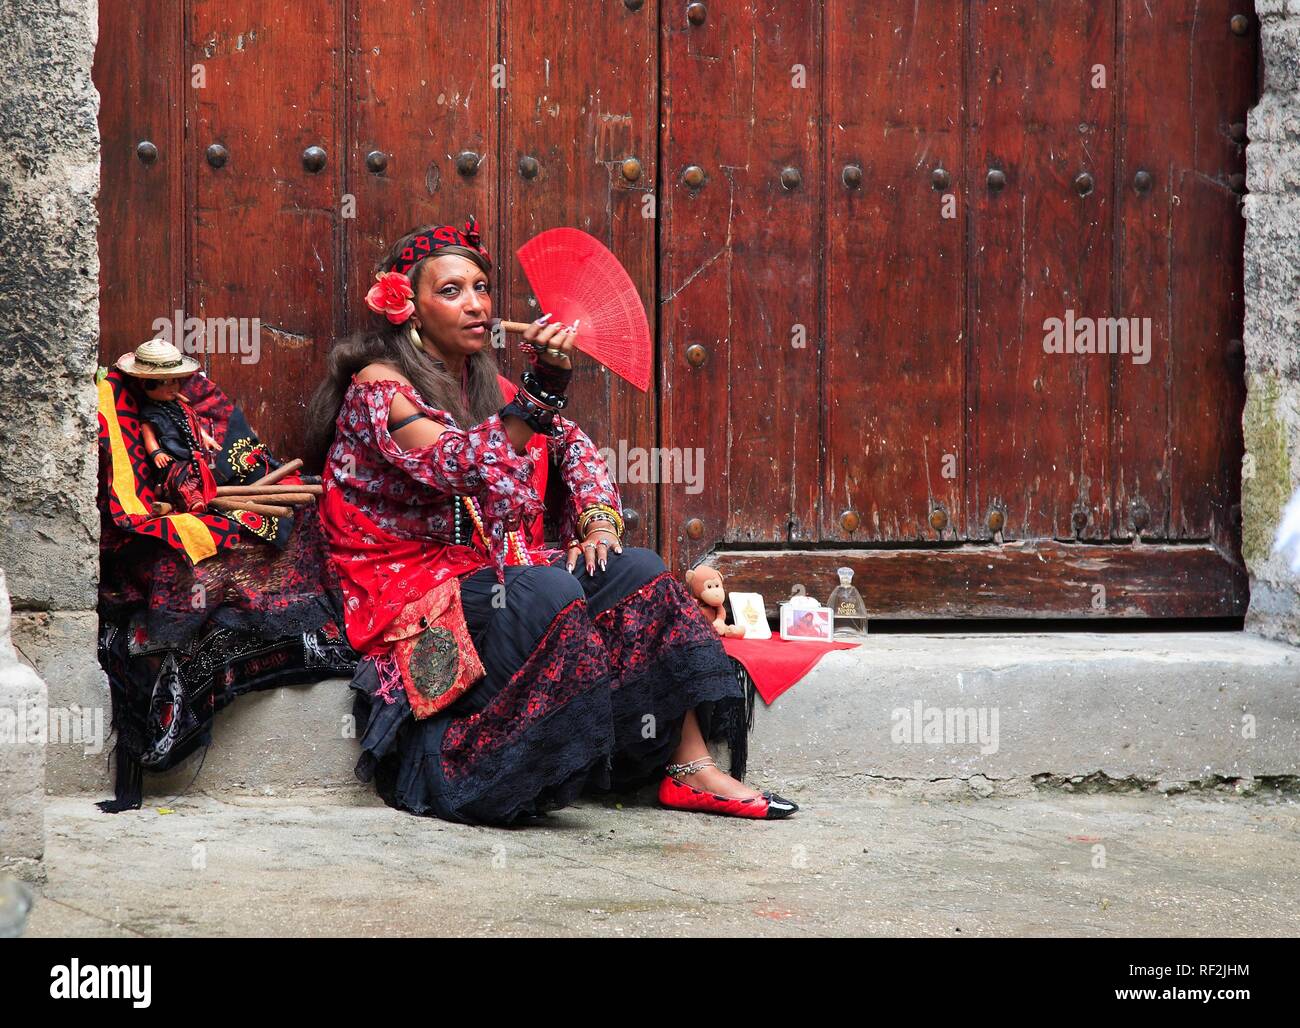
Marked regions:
[779,601,835,642]
[728,592,771,639]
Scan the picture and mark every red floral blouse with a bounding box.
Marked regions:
[318,373,621,654]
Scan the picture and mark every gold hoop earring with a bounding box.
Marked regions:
[409,324,422,350]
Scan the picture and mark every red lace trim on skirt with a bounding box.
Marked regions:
[440,597,609,782]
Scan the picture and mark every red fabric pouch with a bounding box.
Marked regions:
[382,578,486,719]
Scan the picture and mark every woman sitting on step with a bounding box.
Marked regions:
[305,216,797,825]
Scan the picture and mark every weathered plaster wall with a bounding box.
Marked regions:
[1244,0,1300,645]
[0,0,107,795]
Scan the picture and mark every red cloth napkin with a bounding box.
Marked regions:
[721,636,860,705]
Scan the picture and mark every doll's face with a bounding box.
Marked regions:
[140,375,190,402]
[413,254,492,361]
[699,579,726,606]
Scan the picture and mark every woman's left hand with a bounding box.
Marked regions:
[567,526,622,576]
[536,321,576,370]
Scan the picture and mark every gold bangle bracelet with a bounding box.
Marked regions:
[578,504,624,540]
[579,506,623,535]
[580,520,621,542]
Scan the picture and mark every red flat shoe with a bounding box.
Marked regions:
[658,773,799,820]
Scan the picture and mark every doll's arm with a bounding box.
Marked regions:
[141,422,173,468]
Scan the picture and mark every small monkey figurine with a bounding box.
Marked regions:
[684,566,746,638]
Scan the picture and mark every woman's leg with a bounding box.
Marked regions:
[556,546,760,800]
[668,708,762,800]
[460,562,586,695]
[419,562,617,822]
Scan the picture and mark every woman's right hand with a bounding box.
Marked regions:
[567,526,622,576]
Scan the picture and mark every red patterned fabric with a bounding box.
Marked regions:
[383,575,485,719]
[319,373,621,654]
[159,436,217,514]
[98,367,304,562]
[440,597,608,782]
[592,570,721,687]
[101,511,346,644]
[392,215,492,277]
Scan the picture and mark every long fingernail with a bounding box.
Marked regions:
[535,313,553,324]
[566,561,575,572]
[600,558,606,572]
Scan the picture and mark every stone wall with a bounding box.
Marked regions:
[0,0,107,793]
[0,571,47,864]
[1243,0,1300,645]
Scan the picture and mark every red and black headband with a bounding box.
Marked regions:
[389,215,492,277]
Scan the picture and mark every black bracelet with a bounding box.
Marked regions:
[500,372,570,436]
[529,357,573,396]
[500,403,557,436]
[520,370,568,411]
[500,391,558,436]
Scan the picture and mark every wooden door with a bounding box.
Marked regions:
[667,1,1255,617]
[97,1,1258,617]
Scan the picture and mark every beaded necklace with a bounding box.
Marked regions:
[435,365,530,566]
[453,493,533,566]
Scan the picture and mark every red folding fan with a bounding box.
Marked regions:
[498,228,651,392]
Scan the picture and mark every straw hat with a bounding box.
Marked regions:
[115,338,200,379]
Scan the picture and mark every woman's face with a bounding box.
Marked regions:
[412,254,492,359]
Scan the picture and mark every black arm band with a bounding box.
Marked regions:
[389,412,432,432]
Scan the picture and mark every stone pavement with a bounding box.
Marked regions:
[20,780,1300,937]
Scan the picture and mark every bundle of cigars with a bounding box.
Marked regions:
[150,459,322,518]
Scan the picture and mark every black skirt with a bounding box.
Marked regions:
[349,546,748,825]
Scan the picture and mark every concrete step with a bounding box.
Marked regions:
[143,680,373,802]
[42,631,1300,801]
[747,631,1300,791]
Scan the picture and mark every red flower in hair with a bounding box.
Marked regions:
[365,271,415,324]
[462,216,482,247]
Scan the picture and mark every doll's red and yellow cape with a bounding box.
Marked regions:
[97,366,295,564]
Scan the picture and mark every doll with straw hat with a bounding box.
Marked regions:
[115,338,220,511]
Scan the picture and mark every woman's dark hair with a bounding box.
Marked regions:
[305,227,505,470]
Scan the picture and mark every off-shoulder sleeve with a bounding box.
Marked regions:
[546,413,623,543]
[355,379,544,529]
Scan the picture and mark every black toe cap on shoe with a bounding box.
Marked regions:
[762,792,799,819]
